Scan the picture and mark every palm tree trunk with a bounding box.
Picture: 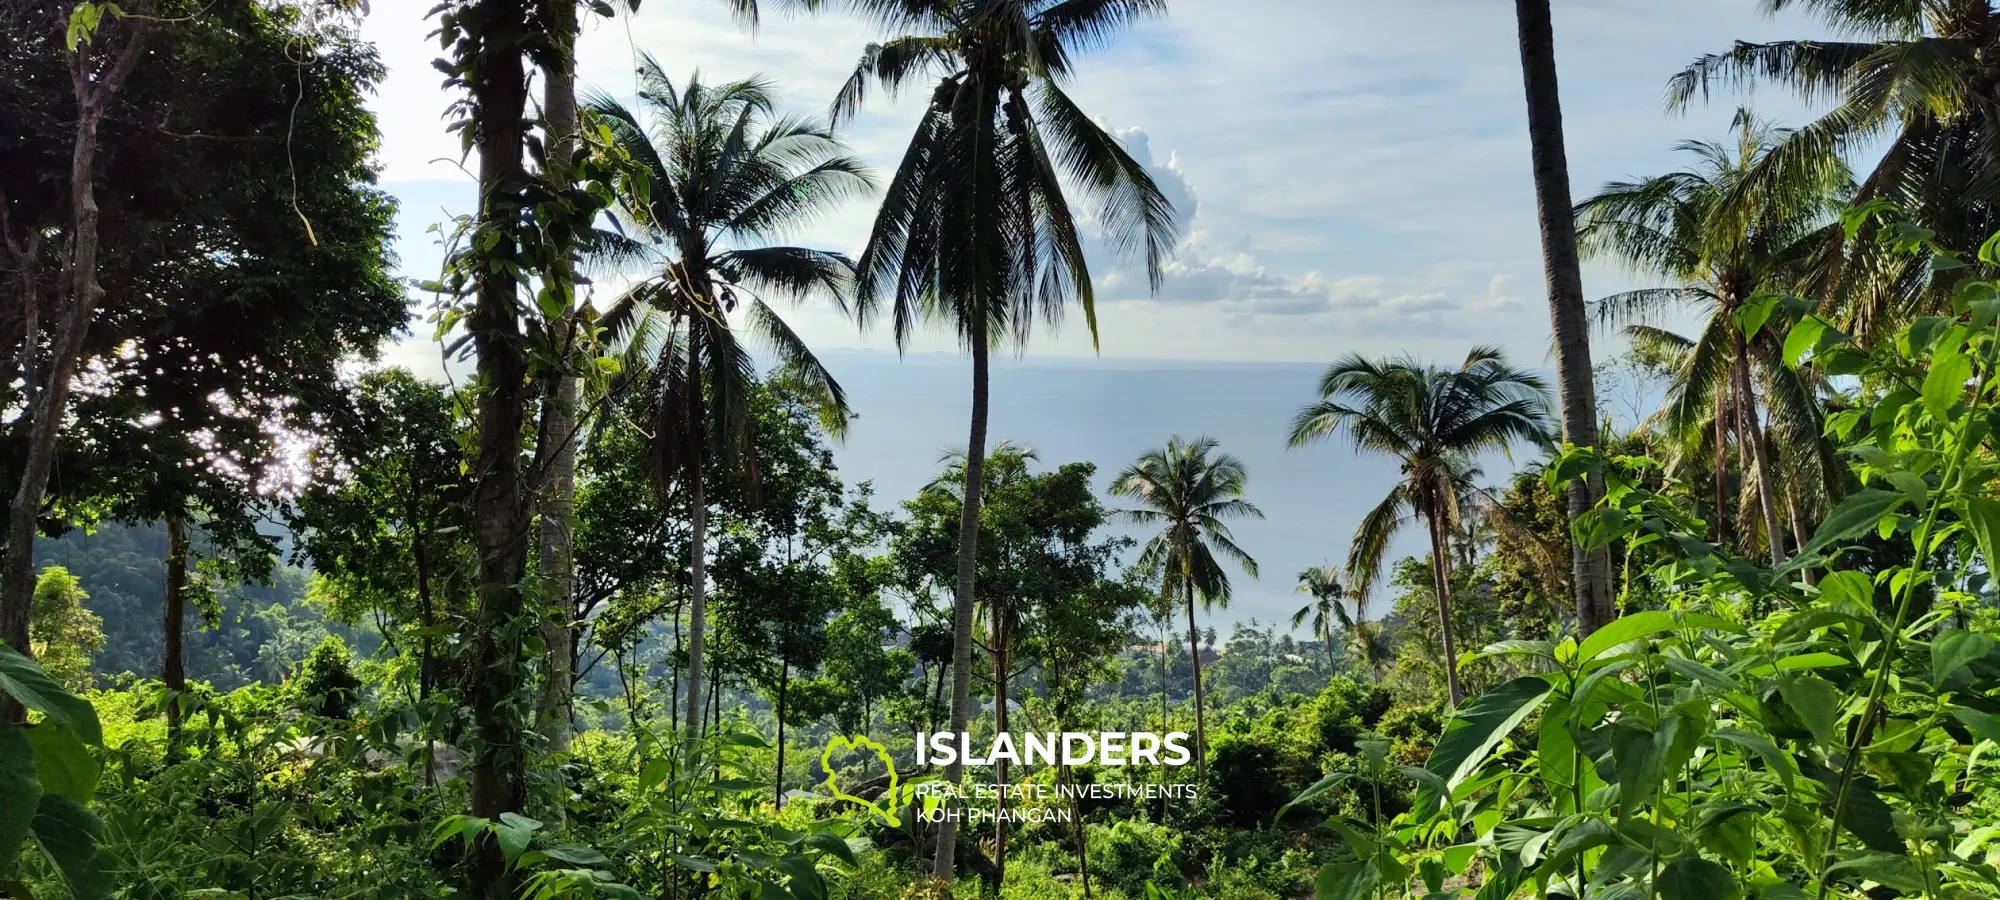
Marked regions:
[934,319,989,882]
[1734,337,1784,566]
[1,25,152,717]
[1183,580,1208,780]
[1713,394,1729,544]
[993,612,1009,886]
[162,511,189,740]
[1785,479,1816,586]
[1513,0,1613,636]
[683,385,710,736]
[1425,507,1465,707]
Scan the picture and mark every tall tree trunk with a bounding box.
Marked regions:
[1512,0,1613,636]
[1183,578,1208,781]
[776,660,788,807]
[1713,393,1730,544]
[933,321,989,882]
[1785,479,1816,586]
[162,511,190,738]
[681,431,710,736]
[1426,507,1465,707]
[532,0,582,769]
[1,21,151,716]
[1734,337,1784,566]
[993,612,1009,887]
[464,0,534,891]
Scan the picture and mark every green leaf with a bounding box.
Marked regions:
[25,723,98,801]
[1962,497,2000,575]
[1656,857,1740,900]
[493,822,534,866]
[1825,852,1924,892]
[1954,706,2000,744]
[1397,765,1452,822]
[1783,315,1829,368]
[1933,629,1996,686]
[538,844,611,866]
[804,832,857,865]
[1923,344,1973,417]
[1715,727,1795,790]
[1798,491,1904,560]
[0,646,102,746]
[1276,771,1353,822]
[0,725,43,879]
[1314,860,1378,900]
[1578,610,1695,665]
[667,853,718,873]
[1424,676,1553,796]
[31,793,111,900]
[1777,674,1842,747]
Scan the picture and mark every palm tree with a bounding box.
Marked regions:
[1512,0,1614,636]
[589,63,870,735]
[1668,1,2000,323]
[1290,565,1348,668]
[832,0,1179,878]
[1575,115,1849,566]
[1288,348,1554,706]
[1111,436,1262,780]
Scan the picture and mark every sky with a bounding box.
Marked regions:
[350,0,1836,630]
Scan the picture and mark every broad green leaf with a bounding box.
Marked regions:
[1656,857,1740,900]
[804,832,857,865]
[1715,727,1795,790]
[1798,491,1903,561]
[31,793,111,900]
[1772,652,1849,673]
[1696,804,1758,867]
[1954,706,2000,744]
[1923,343,1973,417]
[24,723,98,801]
[1777,674,1842,746]
[1397,766,1451,822]
[0,725,42,879]
[1424,676,1553,797]
[1276,771,1352,822]
[0,646,102,746]
[1825,852,1924,892]
[1538,698,1578,814]
[1967,497,2000,577]
[1314,860,1378,900]
[1783,315,1829,367]
[1578,611,1679,665]
[667,853,718,872]
[537,844,610,866]
[1933,629,1996,686]
[494,823,534,865]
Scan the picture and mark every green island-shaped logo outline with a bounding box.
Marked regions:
[819,734,901,827]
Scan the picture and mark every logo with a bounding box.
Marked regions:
[820,734,901,826]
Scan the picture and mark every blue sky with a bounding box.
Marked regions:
[353,1,1834,629]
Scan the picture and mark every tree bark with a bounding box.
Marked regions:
[1,20,151,717]
[1734,338,1784,566]
[933,320,989,882]
[776,660,789,807]
[1713,393,1730,545]
[162,512,190,738]
[681,378,711,736]
[464,0,534,892]
[993,612,1009,886]
[532,0,581,766]
[1513,0,1613,636]
[1426,507,1465,707]
[1183,575,1208,781]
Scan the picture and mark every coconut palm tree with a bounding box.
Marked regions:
[1575,115,1849,566]
[588,63,871,735]
[1288,348,1553,706]
[1291,565,1348,667]
[832,0,1180,878]
[1111,436,1262,780]
[1512,0,1614,636]
[1668,1,2000,329]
